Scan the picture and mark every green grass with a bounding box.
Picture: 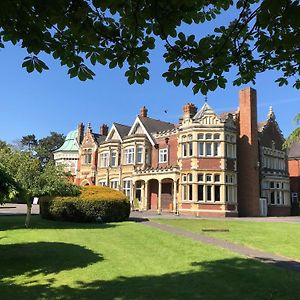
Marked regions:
[154,219,300,260]
[1,216,300,299]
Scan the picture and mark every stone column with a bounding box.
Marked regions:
[144,180,149,210]
[157,180,162,214]
[173,180,177,214]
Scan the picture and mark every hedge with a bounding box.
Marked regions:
[40,186,130,223]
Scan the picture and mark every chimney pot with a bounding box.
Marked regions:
[100,124,108,136]
[140,106,148,118]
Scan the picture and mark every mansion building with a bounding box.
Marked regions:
[56,88,290,217]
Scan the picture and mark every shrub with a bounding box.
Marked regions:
[40,186,130,223]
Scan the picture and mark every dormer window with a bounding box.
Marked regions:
[84,149,92,164]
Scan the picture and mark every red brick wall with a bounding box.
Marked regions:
[268,206,291,216]
[289,159,300,177]
[181,159,192,171]
[152,135,178,168]
[237,87,260,216]
[197,158,221,170]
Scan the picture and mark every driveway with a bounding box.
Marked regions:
[1,204,300,223]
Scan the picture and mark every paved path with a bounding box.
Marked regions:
[0,203,39,215]
[141,220,300,273]
[130,210,300,223]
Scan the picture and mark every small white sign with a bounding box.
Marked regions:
[33,197,39,205]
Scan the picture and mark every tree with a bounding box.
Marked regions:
[0,148,79,227]
[0,166,20,204]
[20,134,38,152]
[0,1,299,94]
[35,132,65,166]
[284,113,300,148]
[20,132,65,166]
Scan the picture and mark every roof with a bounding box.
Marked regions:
[114,123,131,138]
[193,102,214,120]
[288,143,300,159]
[257,121,267,132]
[139,116,175,134]
[93,133,107,144]
[54,129,79,152]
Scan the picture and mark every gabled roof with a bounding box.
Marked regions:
[114,123,131,138]
[288,143,300,159]
[128,116,175,145]
[193,102,216,120]
[93,133,106,144]
[105,122,130,142]
[139,116,175,133]
[54,129,79,152]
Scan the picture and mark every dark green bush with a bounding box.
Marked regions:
[40,186,130,223]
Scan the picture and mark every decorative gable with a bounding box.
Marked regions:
[106,124,122,141]
[82,124,97,147]
[193,103,221,125]
[128,116,156,145]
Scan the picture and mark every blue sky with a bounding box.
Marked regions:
[0,13,299,143]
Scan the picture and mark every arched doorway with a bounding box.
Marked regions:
[81,180,90,186]
[148,179,158,210]
[161,178,174,211]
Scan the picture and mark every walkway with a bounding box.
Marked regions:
[0,203,39,215]
[141,220,300,273]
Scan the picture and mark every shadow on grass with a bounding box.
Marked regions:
[1,257,300,300]
[0,241,102,280]
[0,215,118,231]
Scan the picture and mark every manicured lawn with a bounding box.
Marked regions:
[1,216,300,299]
[154,219,300,260]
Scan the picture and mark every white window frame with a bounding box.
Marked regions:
[159,148,168,163]
[136,145,143,164]
[124,147,135,164]
[100,151,109,167]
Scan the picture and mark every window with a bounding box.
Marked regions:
[145,148,151,165]
[206,185,212,201]
[124,147,134,164]
[198,142,204,156]
[214,185,221,202]
[206,174,212,182]
[182,173,193,201]
[110,180,119,190]
[100,152,109,167]
[159,148,168,163]
[98,180,106,187]
[198,133,204,140]
[123,180,132,198]
[214,142,220,156]
[189,141,193,156]
[206,143,212,156]
[214,133,220,140]
[84,149,92,164]
[198,184,204,201]
[182,143,187,157]
[205,133,212,140]
[137,146,143,163]
[111,151,117,167]
[214,174,220,182]
[197,174,203,182]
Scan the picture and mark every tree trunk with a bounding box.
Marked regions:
[25,200,32,228]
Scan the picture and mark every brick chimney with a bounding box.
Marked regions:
[100,124,108,136]
[139,106,148,118]
[183,103,197,119]
[77,123,84,145]
[237,87,260,216]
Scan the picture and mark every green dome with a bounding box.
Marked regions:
[54,129,79,152]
